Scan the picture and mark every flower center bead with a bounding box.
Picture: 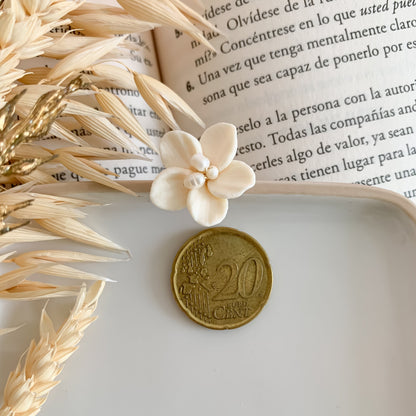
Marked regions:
[184,172,206,190]
[206,165,219,180]
[190,154,210,172]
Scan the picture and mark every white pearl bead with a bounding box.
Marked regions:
[206,165,219,180]
[190,153,210,172]
[184,172,206,189]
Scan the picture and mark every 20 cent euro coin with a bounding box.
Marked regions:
[171,227,273,330]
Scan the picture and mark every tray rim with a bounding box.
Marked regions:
[32,180,416,225]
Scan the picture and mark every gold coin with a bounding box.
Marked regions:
[171,227,273,330]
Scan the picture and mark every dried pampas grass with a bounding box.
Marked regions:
[0,282,104,415]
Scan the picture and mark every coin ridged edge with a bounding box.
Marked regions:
[171,227,273,330]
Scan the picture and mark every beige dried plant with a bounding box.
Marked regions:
[0,0,81,106]
[0,77,152,193]
[0,247,121,300]
[0,199,32,235]
[0,0,214,260]
[0,0,213,177]
[9,250,123,282]
[0,0,215,413]
[0,188,126,300]
[0,325,22,337]
[133,72,205,130]
[0,263,79,301]
[0,191,127,251]
[0,281,104,416]
[0,77,83,178]
[0,0,214,307]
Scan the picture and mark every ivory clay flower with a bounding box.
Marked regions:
[150,123,256,226]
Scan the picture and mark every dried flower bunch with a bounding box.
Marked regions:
[0,0,215,293]
[0,0,216,414]
[0,0,214,298]
[0,0,210,190]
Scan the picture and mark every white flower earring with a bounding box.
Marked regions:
[150,123,256,226]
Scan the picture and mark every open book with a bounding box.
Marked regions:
[58,0,416,200]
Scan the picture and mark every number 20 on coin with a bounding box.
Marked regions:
[171,227,273,330]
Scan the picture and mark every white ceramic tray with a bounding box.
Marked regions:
[1,182,416,415]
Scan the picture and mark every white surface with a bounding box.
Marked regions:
[1,191,416,415]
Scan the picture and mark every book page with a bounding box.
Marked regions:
[155,0,416,199]
[23,0,165,182]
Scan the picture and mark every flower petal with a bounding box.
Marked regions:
[200,123,237,171]
[150,167,192,211]
[187,186,228,227]
[160,130,202,169]
[208,160,256,199]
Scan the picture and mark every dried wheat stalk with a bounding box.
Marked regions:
[0,281,104,415]
[0,254,77,301]
[0,199,32,235]
[0,0,79,107]
[0,325,22,337]
[0,77,155,191]
[0,249,120,301]
[0,227,63,247]
[0,188,125,300]
[0,0,213,300]
[133,71,205,130]
[0,281,79,301]
[9,250,123,282]
[0,191,127,252]
[0,0,213,181]
[0,0,214,411]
